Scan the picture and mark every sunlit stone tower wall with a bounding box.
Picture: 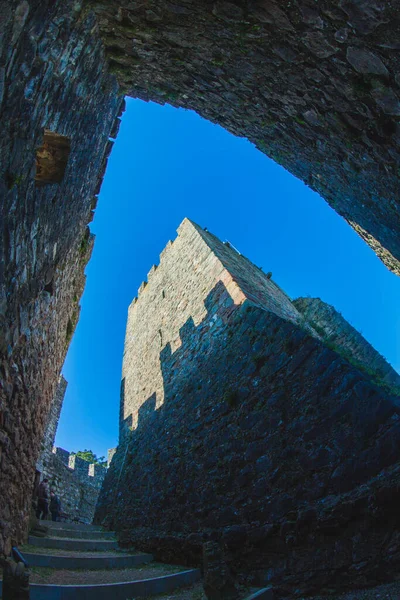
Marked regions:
[120,218,306,440]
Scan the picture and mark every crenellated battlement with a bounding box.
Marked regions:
[52,450,105,485]
[133,237,179,306]
[120,218,311,435]
[37,379,107,522]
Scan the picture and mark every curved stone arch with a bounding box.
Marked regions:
[91,0,400,275]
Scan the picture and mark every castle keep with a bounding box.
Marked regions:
[96,219,400,593]
[120,218,308,438]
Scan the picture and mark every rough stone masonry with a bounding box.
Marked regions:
[1,0,400,568]
[96,219,400,594]
[36,376,106,523]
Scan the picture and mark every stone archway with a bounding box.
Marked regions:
[0,0,399,562]
[91,0,400,275]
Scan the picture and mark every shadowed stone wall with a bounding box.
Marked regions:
[293,297,400,389]
[36,376,68,474]
[35,375,106,523]
[91,0,400,275]
[97,291,400,594]
[40,448,106,523]
[96,221,400,594]
[120,218,308,438]
[0,0,121,555]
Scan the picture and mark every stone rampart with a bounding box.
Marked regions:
[36,376,68,474]
[0,1,121,554]
[120,218,308,437]
[97,288,400,594]
[53,447,70,467]
[96,220,400,593]
[36,376,106,523]
[293,297,400,390]
[40,448,106,524]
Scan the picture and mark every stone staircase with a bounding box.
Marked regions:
[0,521,201,600]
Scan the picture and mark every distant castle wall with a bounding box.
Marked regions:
[37,378,106,523]
[40,448,106,523]
[293,297,400,389]
[107,448,117,468]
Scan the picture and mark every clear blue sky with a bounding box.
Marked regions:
[56,97,400,458]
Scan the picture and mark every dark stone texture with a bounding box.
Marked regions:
[293,297,400,390]
[0,0,121,556]
[1,559,30,599]
[96,274,400,593]
[203,542,239,600]
[90,0,400,276]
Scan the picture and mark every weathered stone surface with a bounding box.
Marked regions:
[293,297,400,390]
[346,47,389,76]
[96,220,400,594]
[36,376,68,475]
[36,377,106,523]
[90,0,400,276]
[0,0,121,555]
[1,558,30,599]
[203,542,239,600]
[40,449,106,523]
[117,218,309,438]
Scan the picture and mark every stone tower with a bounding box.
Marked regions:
[120,217,309,440]
[97,218,400,594]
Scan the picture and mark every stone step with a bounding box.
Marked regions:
[44,528,116,540]
[0,568,201,600]
[39,521,105,532]
[22,550,153,570]
[28,535,118,552]
[39,520,104,532]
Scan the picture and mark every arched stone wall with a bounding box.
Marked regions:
[91,0,400,275]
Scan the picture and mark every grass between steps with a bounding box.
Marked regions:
[29,563,187,585]
[20,544,137,557]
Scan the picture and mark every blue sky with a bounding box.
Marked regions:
[56,97,400,458]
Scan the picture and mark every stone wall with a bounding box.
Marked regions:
[36,376,68,474]
[40,447,106,523]
[35,374,106,523]
[293,297,400,389]
[120,218,308,437]
[96,220,400,594]
[97,295,400,595]
[0,0,121,555]
[90,0,400,276]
